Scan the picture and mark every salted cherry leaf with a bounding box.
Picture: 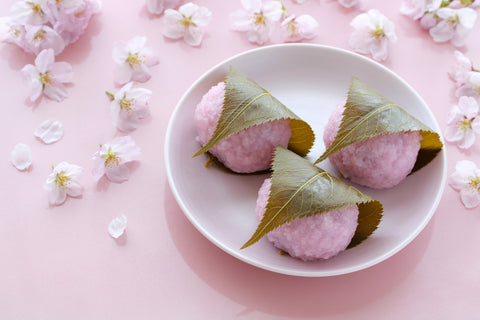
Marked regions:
[241,146,383,249]
[315,77,443,173]
[193,67,315,158]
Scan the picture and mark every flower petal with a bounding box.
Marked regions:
[10,143,32,171]
[184,26,203,46]
[34,119,64,144]
[105,164,130,183]
[108,214,127,238]
[460,188,480,209]
[35,49,55,73]
[114,63,133,86]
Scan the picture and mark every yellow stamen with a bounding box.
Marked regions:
[371,26,385,39]
[253,12,266,26]
[55,172,70,189]
[34,29,46,40]
[180,15,196,28]
[447,14,460,26]
[456,116,473,131]
[287,20,299,37]
[39,72,53,87]
[28,2,44,17]
[119,96,134,112]
[10,27,21,38]
[126,52,144,67]
[103,149,120,168]
[468,176,480,191]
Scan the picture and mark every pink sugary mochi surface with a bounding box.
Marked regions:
[323,99,422,189]
[194,82,292,173]
[255,178,359,261]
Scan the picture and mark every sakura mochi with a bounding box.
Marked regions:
[254,178,359,261]
[323,99,422,189]
[194,82,292,173]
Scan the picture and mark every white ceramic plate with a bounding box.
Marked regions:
[165,44,446,277]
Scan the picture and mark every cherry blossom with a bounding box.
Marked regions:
[21,48,73,102]
[34,119,63,144]
[51,0,101,46]
[456,71,480,100]
[23,24,65,55]
[349,9,397,61]
[280,14,318,42]
[10,0,50,25]
[162,2,212,46]
[146,0,181,15]
[107,82,152,132]
[112,36,159,85]
[230,0,283,45]
[338,0,367,10]
[43,161,83,205]
[0,17,26,47]
[10,143,32,171]
[108,215,127,239]
[400,0,442,20]
[449,50,474,88]
[445,96,480,149]
[429,7,477,46]
[449,160,480,209]
[92,136,141,183]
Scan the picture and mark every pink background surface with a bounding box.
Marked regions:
[1,0,480,319]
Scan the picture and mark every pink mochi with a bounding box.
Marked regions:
[323,99,422,189]
[194,82,292,173]
[255,178,359,261]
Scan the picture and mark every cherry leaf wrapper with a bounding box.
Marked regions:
[193,67,315,159]
[242,146,383,249]
[315,77,443,173]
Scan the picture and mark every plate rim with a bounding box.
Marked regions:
[164,43,447,277]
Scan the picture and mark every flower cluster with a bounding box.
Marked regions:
[446,51,480,150]
[230,0,319,45]
[401,0,478,47]
[349,9,397,61]
[447,51,480,209]
[0,0,101,56]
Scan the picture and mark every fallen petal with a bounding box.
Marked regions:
[34,119,64,144]
[10,143,32,171]
[109,214,128,238]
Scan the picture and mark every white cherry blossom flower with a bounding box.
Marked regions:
[92,136,141,183]
[449,50,474,88]
[21,48,73,102]
[400,0,442,20]
[24,24,65,56]
[230,0,283,45]
[162,2,212,46]
[108,82,152,132]
[0,17,26,47]
[108,214,127,239]
[449,160,480,209]
[146,0,181,15]
[112,36,159,85]
[349,9,397,61]
[448,0,480,9]
[456,71,480,100]
[51,0,101,46]
[34,119,63,144]
[445,96,480,149]
[10,0,50,25]
[43,161,83,205]
[429,7,477,46]
[280,14,318,42]
[10,143,32,171]
[338,0,367,10]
